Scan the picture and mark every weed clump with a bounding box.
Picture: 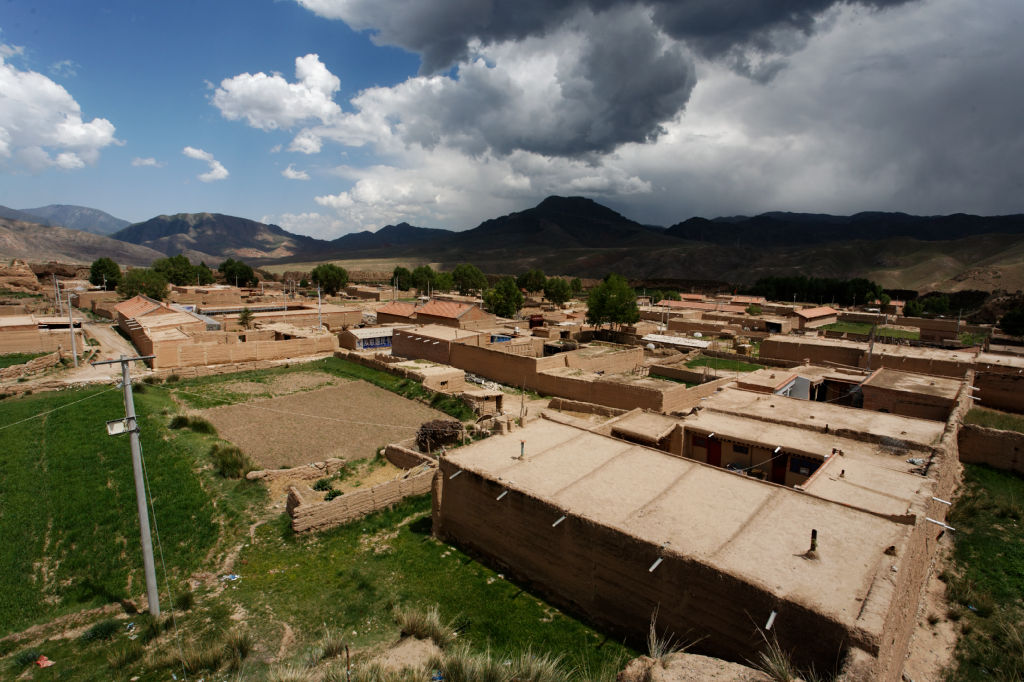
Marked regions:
[80,618,120,643]
[313,477,333,491]
[209,443,255,478]
[394,604,457,648]
[107,640,144,669]
[325,489,343,501]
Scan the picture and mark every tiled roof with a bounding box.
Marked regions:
[114,295,165,319]
[795,306,838,319]
[416,300,473,319]
[376,301,417,317]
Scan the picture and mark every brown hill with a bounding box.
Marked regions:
[0,217,165,266]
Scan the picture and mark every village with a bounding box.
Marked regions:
[0,255,1022,682]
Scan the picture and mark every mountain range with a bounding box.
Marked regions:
[3,198,1024,291]
[0,204,129,235]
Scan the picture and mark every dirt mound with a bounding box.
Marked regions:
[0,259,42,292]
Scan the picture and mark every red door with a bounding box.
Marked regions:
[707,437,722,467]
[771,453,787,485]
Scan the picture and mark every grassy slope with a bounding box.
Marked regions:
[0,352,46,369]
[947,464,1024,680]
[0,361,630,680]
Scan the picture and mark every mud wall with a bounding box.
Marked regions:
[973,371,1024,413]
[0,329,86,354]
[958,424,1024,474]
[288,466,434,533]
[150,335,337,369]
[433,459,868,674]
[0,350,62,380]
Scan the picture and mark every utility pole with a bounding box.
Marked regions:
[317,286,323,332]
[66,291,78,368]
[54,275,63,316]
[94,355,160,616]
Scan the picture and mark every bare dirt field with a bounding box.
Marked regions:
[202,382,447,468]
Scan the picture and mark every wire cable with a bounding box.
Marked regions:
[0,384,120,431]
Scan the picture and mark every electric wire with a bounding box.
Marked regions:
[0,384,121,431]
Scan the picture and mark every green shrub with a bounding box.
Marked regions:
[313,477,333,491]
[142,375,161,384]
[165,374,180,383]
[132,381,147,393]
[107,640,144,669]
[169,415,190,429]
[224,629,255,670]
[209,444,255,478]
[187,417,217,435]
[13,649,42,667]
[173,589,195,611]
[325,489,343,501]
[80,618,120,642]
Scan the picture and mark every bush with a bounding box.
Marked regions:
[187,417,217,435]
[209,444,254,479]
[165,374,180,383]
[13,649,42,667]
[80,618,120,642]
[415,419,464,453]
[394,604,457,648]
[325,489,343,501]
[223,629,255,671]
[107,640,144,669]
[313,477,333,492]
[173,589,195,611]
[169,415,190,429]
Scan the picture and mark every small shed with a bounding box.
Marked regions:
[339,326,394,351]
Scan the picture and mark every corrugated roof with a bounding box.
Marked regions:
[795,306,838,319]
[345,326,395,339]
[416,300,473,319]
[376,301,417,317]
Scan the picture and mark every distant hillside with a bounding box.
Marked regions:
[0,217,165,266]
[112,213,330,262]
[665,211,1024,246]
[19,204,130,235]
[328,222,451,251]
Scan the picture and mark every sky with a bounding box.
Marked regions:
[1,0,1022,238]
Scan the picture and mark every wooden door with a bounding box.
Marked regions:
[707,437,721,467]
[771,452,787,485]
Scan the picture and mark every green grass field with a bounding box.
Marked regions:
[821,321,920,340]
[0,360,631,680]
[0,352,46,369]
[963,407,1024,434]
[947,464,1024,680]
[685,354,764,373]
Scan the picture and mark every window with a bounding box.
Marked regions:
[733,444,749,454]
[789,456,821,477]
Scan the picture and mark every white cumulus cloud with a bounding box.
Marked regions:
[182,146,229,182]
[282,163,310,180]
[0,44,119,172]
[212,54,341,130]
[132,156,164,167]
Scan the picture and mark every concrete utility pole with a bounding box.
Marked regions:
[66,292,78,368]
[54,275,63,316]
[94,354,160,616]
[317,286,323,331]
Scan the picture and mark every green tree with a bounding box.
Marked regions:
[924,295,950,315]
[543,277,572,306]
[570,277,583,296]
[411,265,436,293]
[89,257,121,290]
[152,254,199,286]
[237,307,254,330]
[999,308,1024,337]
[484,276,525,318]
[647,290,665,304]
[517,268,546,293]
[434,271,454,292]
[310,263,349,295]
[196,262,215,285]
[662,290,681,301]
[392,266,413,291]
[451,263,488,295]
[746,304,763,315]
[586,274,639,330]
[879,292,891,306]
[905,299,925,317]
[117,268,168,300]
[219,258,258,287]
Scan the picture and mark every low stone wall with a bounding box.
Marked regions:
[384,443,435,469]
[958,423,1024,474]
[288,466,435,533]
[0,350,62,380]
[150,353,329,380]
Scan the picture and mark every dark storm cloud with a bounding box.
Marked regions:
[299,0,911,74]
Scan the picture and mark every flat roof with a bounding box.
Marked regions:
[344,326,395,339]
[975,352,1024,370]
[398,324,483,341]
[700,387,945,449]
[445,418,913,632]
[609,410,678,443]
[641,333,711,349]
[764,334,979,364]
[863,368,961,399]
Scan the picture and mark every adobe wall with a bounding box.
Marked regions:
[564,347,643,373]
[545,398,626,417]
[288,466,435,533]
[433,459,872,674]
[760,339,864,368]
[384,443,435,469]
[0,329,86,354]
[839,312,889,324]
[0,350,62,380]
[958,424,1024,474]
[662,377,735,413]
[648,364,706,384]
[973,370,1024,413]
[861,386,954,422]
[150,335,337,369]
[865,352,970,379]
